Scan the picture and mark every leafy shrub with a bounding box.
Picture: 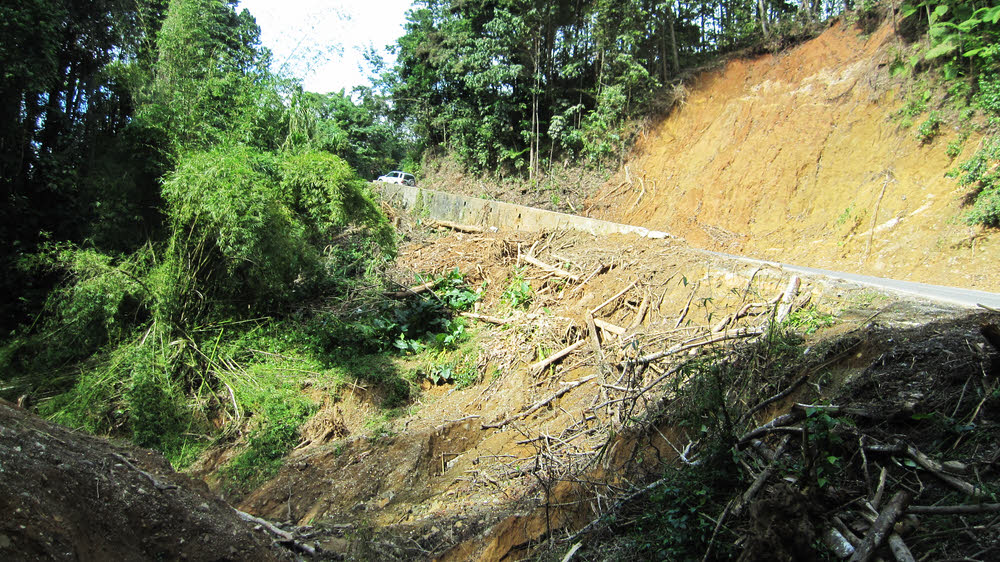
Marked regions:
[501,268,533,309]
[916,111,942,143]
[950,137,1000,226]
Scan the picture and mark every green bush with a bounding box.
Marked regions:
[950,137,1000,227]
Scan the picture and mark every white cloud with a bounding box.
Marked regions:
[238,0,414,94]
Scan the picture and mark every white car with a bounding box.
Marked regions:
[376,171,416,186]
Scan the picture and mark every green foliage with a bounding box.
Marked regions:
[950,137,1000,226]
[501,268,533,310]
[916,111,943,142]
[785,306,836,335]
[220,374,317,491]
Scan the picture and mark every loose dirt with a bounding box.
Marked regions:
[586,18,999,292]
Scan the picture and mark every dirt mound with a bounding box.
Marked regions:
[587,19,999,293]
[0,400,290,561]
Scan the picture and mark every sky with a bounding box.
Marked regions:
[237,0,415,94]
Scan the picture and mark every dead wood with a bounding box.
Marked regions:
[384,279,441,298]
[621,327,765,369]
[886,533,915,562]
[235,509,316,555]
[733,434,793,517]
[864,442,983,497]
[530,340,587,373]
[848,490,911,562]
[482,375,596,429]
[824,527,857,558]
[460,312,512,325]
[593,318,626,336]
[432,219,485,233]
[591,280,638,315]
[907,503,1000,515]
[569,263,608,295]
[675,283,698,328]
[627,291,650,331]
[774,276,801,324]
[522,254,581,283]
[738,410,807,445]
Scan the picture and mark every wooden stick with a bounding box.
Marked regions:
[522,254,581,283]
[569,263,608,295]
[774,276,801,324]
[432,219,484,233]
[530,340,587,373]
[738,410,806,445]
[675,284,698,328]
[848,490,911,562]
[627,291,650,331]
[594,318,626,336]
[383,279,440,298]
[460,312,511,325]
[887,533,916,562]
[739,373,809,424]
[733,434,792,517]
[622,327,765,369]
[591,280,638,315]
[482,375,596,429]
[907,503,1000,515]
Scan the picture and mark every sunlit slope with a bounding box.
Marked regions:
[590,20,999,293]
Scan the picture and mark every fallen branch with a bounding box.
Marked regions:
[482,375,596,429]
[522,254,581,283]
[569,263,608,295]
[626,291,650,331]
[675,284,698,328]
[848,490,911,562]
[887,533,915,562]
[774,276,801,324]
[460,312,511,325]
[866,442,984,498]
[738,410,806,445]
[733,434,793,517]
[530,340,587,374]
[907,503,1000,515]
[591,280,638,315]
[112,453,177,492]
[594,318,626,336]
[235,509,317,556]
[621,327,765,370]
[432,219,484,233]
[384,279,440,298]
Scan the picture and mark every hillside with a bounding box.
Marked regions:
[587,18,998,292]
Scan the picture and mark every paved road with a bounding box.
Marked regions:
[704,250,1000,310]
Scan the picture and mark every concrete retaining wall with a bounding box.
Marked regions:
[376,183,672,239]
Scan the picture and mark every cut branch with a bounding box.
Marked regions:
[522,254,581,283]
[848,490,911,562]
[482,375,596,429]
[530,340,587,373]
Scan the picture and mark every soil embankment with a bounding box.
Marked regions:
[589,19,998,292]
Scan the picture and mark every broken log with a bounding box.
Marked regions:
[384,279,440,298]
[887,534,915,562]
[521,254,581,282]
[626,291,650,331]
[530,340,587,373]
[774,276,801,324]
[907,503,1000,515]
[460,312,511,325]
[482,375,596,429]
[591,280,639,315]
[848,490,912,562]
[593,318,626,336]
[432,219,485,233]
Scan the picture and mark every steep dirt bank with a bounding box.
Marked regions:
[587,18,999,293]
[0,400,290,561]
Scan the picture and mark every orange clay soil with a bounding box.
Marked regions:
[586,19,998,292]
